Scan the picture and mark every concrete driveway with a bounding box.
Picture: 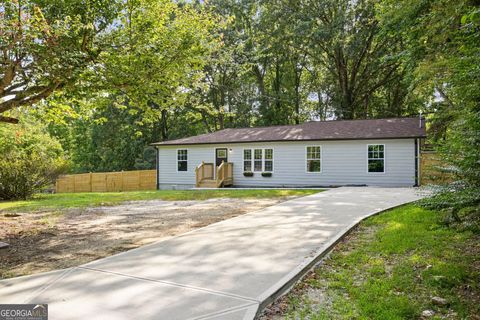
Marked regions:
[0,187,424,320]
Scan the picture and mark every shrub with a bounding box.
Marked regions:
[420,109,480,228]
[0,122,68,200]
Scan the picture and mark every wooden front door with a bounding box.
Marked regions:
[215,148,228,167]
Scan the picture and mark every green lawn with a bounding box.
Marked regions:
[0,189,320,212]
[279,205,479,319]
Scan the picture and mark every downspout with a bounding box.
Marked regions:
[155,146,160,190]
[415,113,423,187]
[414,138,419,187]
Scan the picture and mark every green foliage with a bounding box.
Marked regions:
[100,0,222,116]
[31,0,223,172]
[134,147,157,170]
[282,205,479,319]
[200,0,421,124]
[0,0,121,118]
[422,109,480,223]
[0,122,68,200]
[380,0,480,221]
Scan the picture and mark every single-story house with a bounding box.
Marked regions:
[152,117,426,189]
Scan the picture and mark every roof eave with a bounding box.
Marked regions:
[152,135,427,147]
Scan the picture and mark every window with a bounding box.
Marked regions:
[177,149,188,171]
[264,149,273,172]
[306,146,321,172]
[368,144,385,173]
[244,148,273,172]
[254,149,263,172]
[243,149,252,171]
[217,149,227,158]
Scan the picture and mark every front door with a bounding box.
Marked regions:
[215,148,228,167]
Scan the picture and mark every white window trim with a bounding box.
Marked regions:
[176,148,188,173]
[263,148,274,173]
[305,145,322,173]
[366,144,386,174]
[243,147,274,173]
[253,148,263,172]
[242,148,253,172]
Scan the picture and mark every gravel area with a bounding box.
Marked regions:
[0,197,286,279]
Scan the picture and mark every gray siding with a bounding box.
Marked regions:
[157,139,416,188]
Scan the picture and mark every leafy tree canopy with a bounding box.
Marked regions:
[0,0,121,123]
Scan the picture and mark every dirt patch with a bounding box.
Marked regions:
[0,197,286,279]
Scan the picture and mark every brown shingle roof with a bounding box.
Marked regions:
[153,117,426,146]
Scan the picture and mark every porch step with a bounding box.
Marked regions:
[198,179,218,188]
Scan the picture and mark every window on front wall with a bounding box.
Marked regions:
[264,149,273,172]
[254,149,263,171]
[244,148,273,172]
[177,149,188,171]
[243,149,252,171]
[306,146,321,172]
[368,144,385,173]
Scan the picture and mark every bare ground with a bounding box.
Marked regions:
[0,197,286,279]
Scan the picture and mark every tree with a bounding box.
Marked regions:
[288,0,416,119]
[96,0,222,140]
[201,0,420,126]
[0,0,120,123]
[379,0,480,221]
[33,0,224,172]
[204,0,312,127]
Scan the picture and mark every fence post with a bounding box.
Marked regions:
[138,170,141,190]
[89,172,93,192]
[121,170,124,192]
[104,172,107,192]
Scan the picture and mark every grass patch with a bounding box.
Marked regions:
[278,205,480,319]
[0,189,320,212]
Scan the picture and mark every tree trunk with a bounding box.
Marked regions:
[273,59,282,123]
[252,64,268,119]
[160,109,168,141]
[334,47,354,119]
[218,82,225,130]
[294,62,302,124]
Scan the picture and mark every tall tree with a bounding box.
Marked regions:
[34,0,223,172]
[291,0,413,119]
[0,0,120,123]
[379,0,480,216]
[98,0,222,141]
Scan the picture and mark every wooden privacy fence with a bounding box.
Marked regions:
[56,170,156,193]
[420,151,453,185]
